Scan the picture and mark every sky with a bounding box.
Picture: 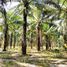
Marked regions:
[4,2,19,11]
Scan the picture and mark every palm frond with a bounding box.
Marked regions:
[44,0,61,10]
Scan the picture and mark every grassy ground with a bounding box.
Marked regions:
[0,46,67,67]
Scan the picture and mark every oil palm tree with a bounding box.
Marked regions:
[0,0,8,51]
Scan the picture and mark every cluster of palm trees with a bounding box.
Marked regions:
[0,0,67,55]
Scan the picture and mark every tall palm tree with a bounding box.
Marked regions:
[0,0,9,51]
[22,0,29,55]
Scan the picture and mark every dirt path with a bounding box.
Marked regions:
[50,59,67,67]
[0,57,67,67]
[0,49,67,67]
[0,58,40,67]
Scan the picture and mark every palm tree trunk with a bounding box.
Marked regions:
[64,35,67,44]
[3,10,8,51]
[22,0,29,55]
[10,33,13,48]
[22,9,27,55]
[37,23,41,51]
[45,35,51,50]
[30,33,33,49]
[13,35,16,48]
